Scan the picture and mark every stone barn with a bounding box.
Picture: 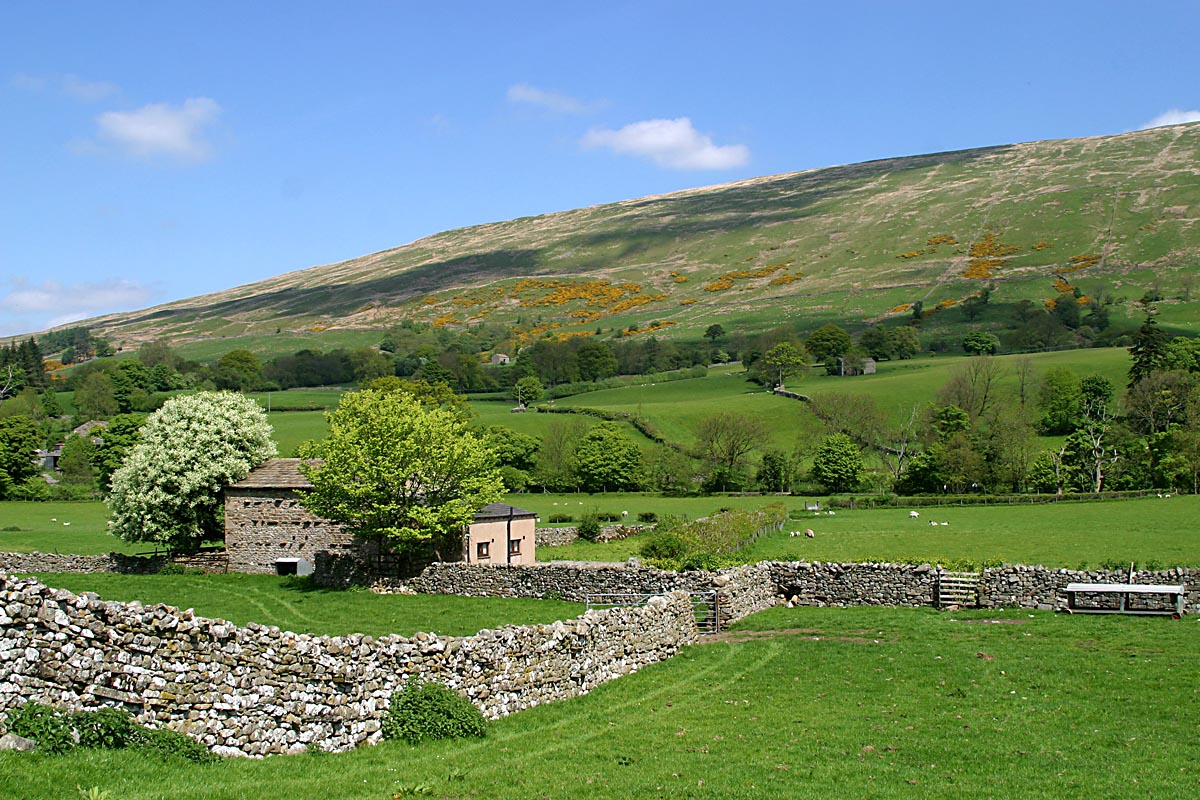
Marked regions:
[224,459,537,575]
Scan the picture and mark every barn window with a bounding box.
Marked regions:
[476,541,490,559]
[508,539,521,556]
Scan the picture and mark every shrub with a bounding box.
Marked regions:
[638,533,687,561]
[637,511,658,523]
[576,510,602,542]
[73,707,139,750]
[5,702,75,754]
[134,726,220,763]
[596,512,620,523]
[381,681,487,744]
[547,513,574,523]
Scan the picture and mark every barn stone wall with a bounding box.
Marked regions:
[223,488,375,574]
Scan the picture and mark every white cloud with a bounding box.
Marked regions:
[507,83,591,114]
[94,97,221,162]
[10,72,120,102]
[582,117,750,170]
[1,277,154,333]
[1139,108,1200,130]
[61,74,120,102]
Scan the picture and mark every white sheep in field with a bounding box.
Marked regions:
[909,511,920,519]
[930,520,937,526]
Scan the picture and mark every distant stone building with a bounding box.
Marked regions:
[490,353,511,365]
[837,356,876,376]
[223,459,536,575]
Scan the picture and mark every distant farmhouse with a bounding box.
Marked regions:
[490,353,511,365]
[224,458,536,575]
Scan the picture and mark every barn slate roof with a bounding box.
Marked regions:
[228,458,317,490]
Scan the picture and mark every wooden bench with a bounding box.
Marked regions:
[1063,582,1186,616]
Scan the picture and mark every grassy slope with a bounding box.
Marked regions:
[4,606,1197,799]
[34,123,1200,357]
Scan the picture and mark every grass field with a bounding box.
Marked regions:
[0,501,149,555]
[509,492,1200,569]
[5,494,1198,569]
[4,605,1197,799]
[26,573,584,638]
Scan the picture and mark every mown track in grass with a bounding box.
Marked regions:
[4,606,1198,799]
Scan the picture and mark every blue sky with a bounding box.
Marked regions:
[2,1,1198,337]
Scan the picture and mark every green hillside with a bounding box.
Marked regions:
[46,123,1200,355]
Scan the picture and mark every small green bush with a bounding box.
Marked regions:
[576,510,602,542]
[639,533,688,561]
[636,511,658,523]
[381,681,487,745]
[5,702,76,754]
[133,726,220,763]
[597,512,620,523]
[547,513,574,523]
[73,707,139,750]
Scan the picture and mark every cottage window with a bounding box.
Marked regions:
[508,539,521,556]
[476,541,490,559]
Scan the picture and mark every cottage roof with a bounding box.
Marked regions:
[229,458,317,490]
[472,502,536,521]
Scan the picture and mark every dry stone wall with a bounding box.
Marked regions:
[0,573,698,757]
[534,524,650,548]
[0,551,167,575]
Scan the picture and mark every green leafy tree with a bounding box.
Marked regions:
[573,421,642,492]
[0,415,41,499]
[809,433,864,493]
[1037,367,1081,435]
[299,389,503,557]
[961,331,1000,356]
[889,326,921,359]
[74,372,119,420]
[761,341,809,388]
[108,392,276,550]
[1128,313,1168,387]
[575,341,618,382]
[704,324,726,343]
[805,324,852,366]
[513,375,544,406]
[214,349,266,391]
[94,414,145,490]
[859,325,894,360]
[57,434,97,487]
[756,449,794,493]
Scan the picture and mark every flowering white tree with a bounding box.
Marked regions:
[108,392,276,550]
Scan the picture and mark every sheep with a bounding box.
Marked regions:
[804,529,815,538]
[909,511,920,519]
[930,520,938,526]
[621,510,628,518]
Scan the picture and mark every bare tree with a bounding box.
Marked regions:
[0,364,21,409]
[1013,356,1036,411]
[936,356,1003,420]
[694,411,769,488]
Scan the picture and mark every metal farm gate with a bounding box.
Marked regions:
[585,591,720,634]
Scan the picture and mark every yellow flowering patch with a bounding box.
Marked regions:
[890,303,913,313]
[963,229,1020,279]
[432,313,458,328]
[1033,240,1055,251]
[679,298,698,305]
[769,273,802,286]
[1063,253,1101,272]
[705,277,735,292]
[309,324,328,332]
[927,235,958,246]
[670,271,689,283]
[937,298,958,309]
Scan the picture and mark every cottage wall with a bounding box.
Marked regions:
[223,488,373,574]
[466,517,536,566]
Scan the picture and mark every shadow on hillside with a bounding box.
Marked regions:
[114,144,1010,330]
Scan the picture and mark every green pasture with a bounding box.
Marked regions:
[531,493,1200,569]
[266,410,329,455]
[5,605,1197,799]
[25,573,583,639]
[0,501,147,555]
